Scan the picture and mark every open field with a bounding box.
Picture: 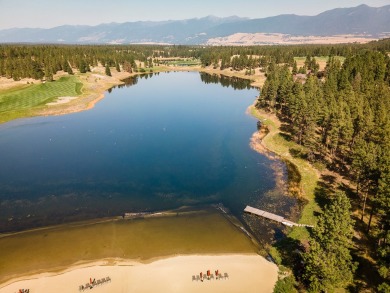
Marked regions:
[163,60,201,66]
[294,56,346,71]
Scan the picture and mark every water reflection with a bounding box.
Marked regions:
[200,73,254,90]
[110,73,158,92]
[115,72,253,91]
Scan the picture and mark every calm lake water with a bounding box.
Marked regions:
[0,72,297,237]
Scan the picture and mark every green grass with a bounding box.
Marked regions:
[0,76,82,113]
[0,76,83,123]
[164,59,201,66]
[250,106,320,241]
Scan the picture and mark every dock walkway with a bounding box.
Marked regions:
[244,206,313,228]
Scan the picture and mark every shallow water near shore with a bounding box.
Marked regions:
[0,208,258,284]
[0,72,297,239]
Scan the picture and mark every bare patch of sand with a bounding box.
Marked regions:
[46,96,78,106]
[0,71,72,92]
[0,77,40,92]
[0,255,278,293]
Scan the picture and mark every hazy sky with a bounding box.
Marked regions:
[0,0,389,30]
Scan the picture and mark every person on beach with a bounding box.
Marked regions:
[215,269,219,279]
[200,272,203,282]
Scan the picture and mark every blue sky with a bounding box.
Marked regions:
[0,0,389,29]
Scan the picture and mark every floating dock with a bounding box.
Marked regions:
[244,205,313,228]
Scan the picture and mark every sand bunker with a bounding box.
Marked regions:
[46,96,78,106]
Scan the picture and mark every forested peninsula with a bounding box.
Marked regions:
[0,40,389,292]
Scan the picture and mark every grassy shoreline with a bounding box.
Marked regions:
[248,105,320,241]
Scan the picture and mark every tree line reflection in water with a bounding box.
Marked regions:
[199,73,254,90]
[110,72,254,92]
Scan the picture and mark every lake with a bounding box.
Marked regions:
[0,72,297,239]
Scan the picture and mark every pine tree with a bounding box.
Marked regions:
[303,191,356,292]
[351,137,380,223]
[374,142,390,291]
[63,60,73,75]
[105,64,112,77]
[292,60,298,75]
[78,59,88,73]
[44,65,53,82]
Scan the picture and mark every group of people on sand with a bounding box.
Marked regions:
[18,290,29,293]
[79,276,111,291]
[198,269,226,282]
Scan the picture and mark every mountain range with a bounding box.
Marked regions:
[0,4,389,45]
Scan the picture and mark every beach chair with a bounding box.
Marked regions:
[206,271,211,280]
[196,275,200,281]
[210,274,214,280]
[224,273,229,279]
[79,285,84,291]
[97,279,101,285]
[106,276,111,282]
[192,275,196,281]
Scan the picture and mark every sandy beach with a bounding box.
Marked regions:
[0,254,278,293]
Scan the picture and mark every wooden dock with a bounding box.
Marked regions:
[244,206,313,228]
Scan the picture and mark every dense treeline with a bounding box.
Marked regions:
[257,48,390,291]
[199,38,390,68]
[0,45,141,81]
[0,44,206,81]
[303,191,356,292]
[1,39,390,81]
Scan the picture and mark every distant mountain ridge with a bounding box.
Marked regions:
[0,4,389,44]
